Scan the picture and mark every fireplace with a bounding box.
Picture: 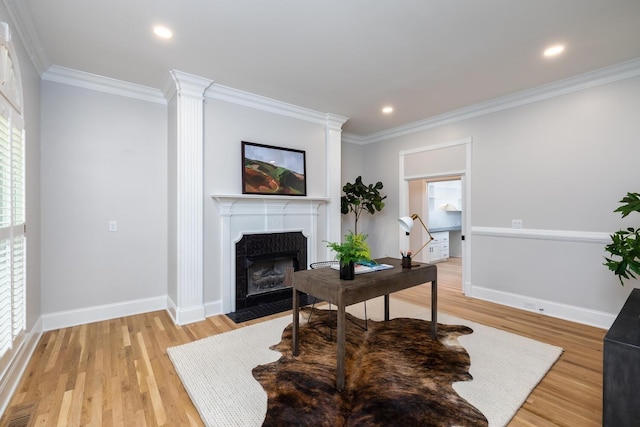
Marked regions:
[235,232,307,311]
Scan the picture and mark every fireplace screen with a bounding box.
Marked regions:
[235,231,307,310]
[247,256,293,297]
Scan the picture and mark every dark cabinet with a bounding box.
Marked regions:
[603,289,640,426]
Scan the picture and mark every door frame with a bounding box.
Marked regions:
[398,137,472,295]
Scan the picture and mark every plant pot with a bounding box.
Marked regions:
[340,260,355,280]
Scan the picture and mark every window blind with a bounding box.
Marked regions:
[0,22,25,361]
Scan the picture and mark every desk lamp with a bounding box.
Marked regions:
[398,213,434,258]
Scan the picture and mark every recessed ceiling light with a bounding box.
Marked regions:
[382,106,394,114]
[153,25,173,39]
[543,44,565,57]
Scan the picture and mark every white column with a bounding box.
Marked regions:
[169,70,213,324]
[325,113,348,258]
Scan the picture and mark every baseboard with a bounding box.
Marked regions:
[165,295,206,325]
[41,296,167,331]
[470,285,616,329]
[0,318,43,418]
[204,300,223,318]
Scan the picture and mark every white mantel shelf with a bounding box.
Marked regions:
[211,194,330,203]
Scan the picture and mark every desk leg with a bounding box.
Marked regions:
[384,294,390,321]
[431,279,438,338]
[336,304,346,391]
[292,289,300,356]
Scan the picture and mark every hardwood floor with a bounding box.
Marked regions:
[1,259,605,426]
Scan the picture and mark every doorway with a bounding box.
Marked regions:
[409,176,462,290]
[398,137,471,294]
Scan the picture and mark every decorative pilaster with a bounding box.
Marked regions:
[325,114,348,259]
[168,70,213,324]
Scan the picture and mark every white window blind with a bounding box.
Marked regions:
[0,22,25,362]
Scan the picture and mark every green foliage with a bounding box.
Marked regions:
[340,176,387,234]
[604,192,640,285]
[325,232,371,264]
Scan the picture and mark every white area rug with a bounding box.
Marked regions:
[167,298,563,427]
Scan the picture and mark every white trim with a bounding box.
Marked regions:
[470,286,615,329]
[345,57,640,144]
[211,194,330,204]
[212,196,327,313]
[462,142,472,295]
[0,317,42,418]
[472,226,611,244]
[206,84,348,127]
[399,138,473,294]
[403,170,466,182]
[40,296,166,331]
[41,65,167,104]
[204,300,224,318]
[172,304,206,326]
[2,0,51,75]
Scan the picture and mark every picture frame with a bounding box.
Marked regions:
[241,141,307,196]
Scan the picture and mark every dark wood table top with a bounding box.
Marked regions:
[291,257,437,306]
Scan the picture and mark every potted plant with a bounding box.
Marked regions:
[325,232,371,280]
[341,176,387,235]
[604,192,640,285]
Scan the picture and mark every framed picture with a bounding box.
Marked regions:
[241,141,307,196]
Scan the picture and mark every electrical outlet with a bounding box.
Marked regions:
[512,219,523,229]
[108,220,118,232]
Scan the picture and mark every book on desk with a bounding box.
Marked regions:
[330,261,394,274]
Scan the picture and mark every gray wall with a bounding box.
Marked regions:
[344,75,640,325]
[40,82,167,314]
[203,98,330,305]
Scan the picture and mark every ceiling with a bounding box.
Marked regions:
[8,0,640,136]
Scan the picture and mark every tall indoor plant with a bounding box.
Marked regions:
[604,192,640,285]
[341,176,387,235]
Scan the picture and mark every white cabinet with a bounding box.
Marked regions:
[427,231,449,263]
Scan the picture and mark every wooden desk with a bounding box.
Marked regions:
[290,257,437,391]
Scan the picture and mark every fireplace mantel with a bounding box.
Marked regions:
[212,194,329,206]
[211,193,329,313]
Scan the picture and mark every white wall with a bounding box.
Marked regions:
[203,98,329,307]
[344,75,640,327]
[40,82,168,320]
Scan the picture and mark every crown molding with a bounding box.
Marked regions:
[41,65,166,104]
[344,57,640,145]
[206,83,346,127]
[170,70,213,99]
[2,0,50,75]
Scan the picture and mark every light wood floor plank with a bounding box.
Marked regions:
[0,258,605,426]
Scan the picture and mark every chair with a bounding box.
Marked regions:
[307,261,368,335]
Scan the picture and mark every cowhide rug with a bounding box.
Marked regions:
[252,308,488,426]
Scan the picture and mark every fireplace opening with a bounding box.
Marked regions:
[231,231,313,322]
[245,251,299,305]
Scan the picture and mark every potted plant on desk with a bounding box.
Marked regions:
[326,232,371,280]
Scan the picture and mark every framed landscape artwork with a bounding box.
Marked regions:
[241,141,307,196]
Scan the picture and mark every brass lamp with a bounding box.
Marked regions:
[398,213,434,258]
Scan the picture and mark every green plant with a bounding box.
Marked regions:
[604,192,640,285]
[325,232,371,264]
[341,176,387,235]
